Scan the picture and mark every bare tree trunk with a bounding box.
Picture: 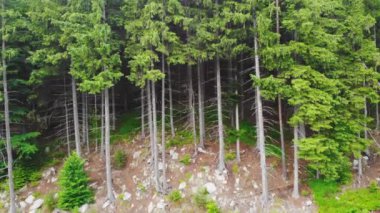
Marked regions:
[112,87,116,131]
[82,93,86,152]
[235,72,240,162]
[292,123,300,199]
[85,95,89,153]
[64,76,71,155]
[147,81,154,168]
[275,0,286,180]
[197,59,205,149]
[2,3,16,209]
[101,91,105,158]
[94,94,98,152]
[188,64,197,155]
[254,16,269,205]
[168,64,175,137]
[161,54,167,193]
[141,88,146,139]
[216,54,226,172]
[104,88,115,202]
[72,77,81,156]
[151,81,160,192]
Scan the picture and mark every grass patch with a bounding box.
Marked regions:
[179,154,191,165]
[309,179,380,213]
[193,188,220,213]
[166,130,193,147]
[167,190,182,202]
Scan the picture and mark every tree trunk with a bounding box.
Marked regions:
[161,54,167,193]
[235,72,240,162]
[275,0,286,180]
[216,54,226,172]
[101,91,105,158]
[147,81,154,168]
[112,87,116,131]
[104,88,115,202]
[253,16,269,205]
[292,123,300,199]
[85,95,89,153]
[82,93,86,152]
[197,59,205,149]
[72,77,81,156]
[151,81,160,192]
[94,94,98,152]
[2,3,16,209]
[188,64,198,155]
[64,76,71,155]
[168,64,175,137]
[141,88,146,139]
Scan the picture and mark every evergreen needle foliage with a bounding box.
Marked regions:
[58,153,93,210]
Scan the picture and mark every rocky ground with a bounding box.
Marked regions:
[1,136,379,213]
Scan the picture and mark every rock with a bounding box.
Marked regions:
[179,182,186,190]
[171,152,179,160]
[252,181,259,189]
[204,182,217,194]
[158,162,164,170]
[25,195,35,204]
[79,204,88,213]
[102,200,111,209]
[229,201,236,207]
[305,200,312,206]
[122,192,132,201]
[156,199,166,209]
[121,184,127,192]
[51,177,58,183]
[30,199,44,211]
[148,202,154,213]
[19,201,27,209]
[133,151,141,159]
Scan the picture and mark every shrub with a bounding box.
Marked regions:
[166,130,193,147]
[44,192,57,211]
[58,153,93,210]
[225,152,236,161]
[167,190,182,202]
[193,188,220,212]
[113,150,126,169]
[180,154,191,165]
[206,201,220,213]
[232,163,239,175]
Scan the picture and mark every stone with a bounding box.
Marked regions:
[204,182,217,194]
[79,204,88,213]
[102,200,111,209]
[158,162,164,170]
[30,199,44,211]
[19,201,27,209]
[133,151,141,159]
[148,202,154,213]
[171,152,179,160]
[25,195,35,204]
[122,192,132,201]
[156,199,166,209]
[230,201,236,207]
[179,182,186,190]
[305,200,312,206]
[51,177,58,183]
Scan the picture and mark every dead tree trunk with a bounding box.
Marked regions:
[216,54,226,172]
[161,54,167,193]
[168,64,175,137]
[188,64,198,155]
[64,76,71,155]
[292,123,300,199]
[141,88,146,139]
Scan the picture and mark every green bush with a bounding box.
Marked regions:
[179,154,191,165]
[44,192,57,211]
[167,190,182,202]
[166,130,193,147]
[193,188,220,212]
[113,150,126,169]
[225,152,236,161]
[309,180,380,213]
[58,153,93,210]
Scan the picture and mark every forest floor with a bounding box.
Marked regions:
[12,132,380,213]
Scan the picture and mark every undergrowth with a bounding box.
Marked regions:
[309,179,380,213]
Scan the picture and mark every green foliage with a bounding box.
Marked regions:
[231,163,239,175]
[193,188,220,212]
[309,180,380,213]
[179,154,191,165]
[113,150,126,169]
[224,152,236,161]
[58,153,93,210]
[167,190,182,202]
[44,192,57,212]
[13,166,41,190]
[226,120,256,146]
[111,112,140,143]
[265,144,282,158]
[166,130,193,147]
